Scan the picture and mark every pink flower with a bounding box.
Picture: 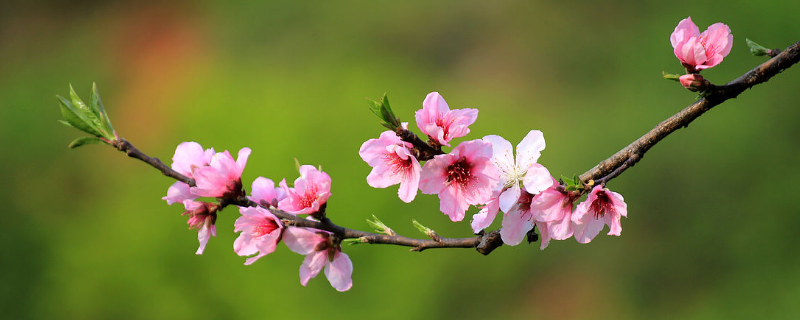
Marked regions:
[162,142,215,205]
[182,200,217,255]
[359,129,421,203]
[572,185,628,244]
[530,180,575,241]
[234,206,284,264]
[470,189,501,233]
[171,142,215,178]
[483,130,553,213]
[192,148,251,198]
[249,177,286,207]
[283,227,353,292]
[500,190,536,246]
[415,92,478,147]
[278,165,332,215]
[670,17,733,72]
[419,139,499,222]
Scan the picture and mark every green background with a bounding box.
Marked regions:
[2,1,799,319]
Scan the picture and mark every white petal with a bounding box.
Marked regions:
[516,130,545,169]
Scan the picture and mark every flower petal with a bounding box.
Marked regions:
[283,227,323,255]
[515,130,545,169]
[324,251,354,292]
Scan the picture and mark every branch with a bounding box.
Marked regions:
[101,40,799,256]
[580,40,800,185]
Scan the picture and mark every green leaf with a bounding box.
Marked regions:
[366,93,400,130]
[662,71,681,81]
[366,215,396,236]
[68,136,108,149]
[91,82,115,134]
[746,38,770,56]
[70,84,105,133]
[412,219,434,236]
[58,95,105,137]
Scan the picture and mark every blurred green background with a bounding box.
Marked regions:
[2,0,799,319]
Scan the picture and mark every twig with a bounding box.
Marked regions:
[108,40,799,256]
[579,40,800,184]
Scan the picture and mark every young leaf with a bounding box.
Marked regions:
[68,136,108,148]
[91,82,115,134]
[746,38,770,56]
[58,95,105,137]
[70,85,105,131]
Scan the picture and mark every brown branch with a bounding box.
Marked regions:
[102,40,800,257]
[579,40,800,184]
[112,139,195,186]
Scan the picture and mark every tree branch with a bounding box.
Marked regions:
[105,40,799,256]
[580,40,800,184]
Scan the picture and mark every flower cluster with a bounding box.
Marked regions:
[359,92,629,249]
[670,16,733,90]
[162,143,352,291]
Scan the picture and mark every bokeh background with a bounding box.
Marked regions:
[2,1,799,319]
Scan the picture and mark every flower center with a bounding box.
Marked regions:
[446,157,472,186]
[299,184,319,208]
[590,191,613,219]
[382,151,412,176]
[252,220,279,237]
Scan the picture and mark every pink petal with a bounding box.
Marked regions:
[535,220,551,250]
[397,159,421,203]
[171,142,210,177]
[299,250,327,286]
[163,182,195,205]
[498,184,521,213]
[439,185,469,222]
[324,251,354,292]
[249,177,284,206]
[548,209,574,241]
[574,216,606,244]
[670,17,700,48]
[418,154,452,194]
[235,147,251,177]
[500,205,535,246]
[195,221,215,255]
[471,190,500,233]
[283,227,323,255]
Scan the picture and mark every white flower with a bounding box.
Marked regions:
[483,130,553,213]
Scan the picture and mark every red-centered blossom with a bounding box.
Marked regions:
[162,142,215,205]
[419,139,499,222]
[530,178,575,241]
[192,148,251,198]
[415,92,478,147]
[278,165,332,215]
[670,16,733,72]
[572,185,628,244]
[283,227,353,292]
[359,129,421,203]
[234,206,284,264]
[182,200,217,255]
[249,177,286,208]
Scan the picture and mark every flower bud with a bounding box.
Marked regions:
[679,74,709,92]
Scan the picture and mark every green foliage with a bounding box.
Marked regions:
[367,93,401,130]
[68,136,107,149]
[57,83,116,145]
[746,38,771,56]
